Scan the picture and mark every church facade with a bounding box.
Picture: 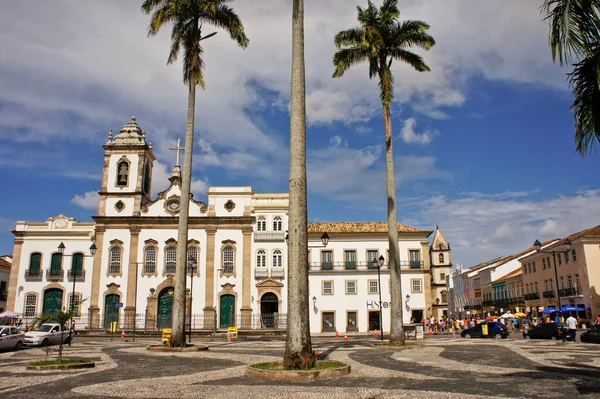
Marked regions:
[6,117,450,334]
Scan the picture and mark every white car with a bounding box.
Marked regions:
[24,323,69,346]
[0,326,25,351]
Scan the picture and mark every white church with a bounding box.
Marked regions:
[6,117,451,334]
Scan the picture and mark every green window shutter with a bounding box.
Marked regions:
[29,253,41,273]
[51,253,62,272]
[72,253,83,276]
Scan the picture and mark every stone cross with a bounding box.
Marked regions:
[169,138,185,166]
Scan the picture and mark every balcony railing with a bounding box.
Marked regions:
[67,270,86,281]
[271,268,285,279]
[255,269,268,278]
[46,268,64,280]
[559,287,582,297]
[25,269,43,281]
[308,260,424,272]
[524,293,540,300]
[542,290,555,299]
[254,231,286,242]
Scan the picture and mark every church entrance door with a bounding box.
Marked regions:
[42,288,63,316]
[157,288,174,330]
[219,295,235,328]
[260,293,278,328]
[104,294,120,330]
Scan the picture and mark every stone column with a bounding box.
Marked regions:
[6,235,24,312]
[203,228,217,328]
[421,241,433,319]
[89,226,106,330]
[124,226,141,329]
[240,228,253,329]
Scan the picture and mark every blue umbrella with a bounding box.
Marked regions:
[541,307,558,314]
[560,306,585,312]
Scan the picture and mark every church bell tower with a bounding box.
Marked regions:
[98,117,156,217]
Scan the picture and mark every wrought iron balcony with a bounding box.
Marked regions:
[524,293,540,300]
[67,269,86,281]
[542,290,555,299]
[46,268,64,280]
[559,287,581,297]
[25,269,43,281]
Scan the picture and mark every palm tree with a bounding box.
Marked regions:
[142,0,248,346]
[541,0,600,155]
[33,299,85,362]
[333,0,434,345]
[283,0,314,369]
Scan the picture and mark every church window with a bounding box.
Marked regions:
[165,246,177,274]
[257,216,266,232]
[24,293,37,317]
[116,160,129,187]
[115,201,125,212]
[144,246,156,274]
[222,247,234,274]
[273,216,282,231]
[272,249,282,268]
[109,247,122,274]
[256,250,266,268]
[187,247,198,273]
[142,160,151,194]
[439,253,444,263]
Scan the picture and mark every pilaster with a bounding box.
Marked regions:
[6,236,24,312]
[203,228,217,314]
[89,226,106,329]
[124,226,140,328]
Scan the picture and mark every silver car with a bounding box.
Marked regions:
[0,325,25,351]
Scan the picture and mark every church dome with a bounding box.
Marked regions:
[107,116,147,146]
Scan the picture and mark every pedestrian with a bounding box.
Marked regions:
[566,313,578,342]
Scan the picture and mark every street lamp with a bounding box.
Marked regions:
[58,241,96,346]
[533,238,572,315]
[187,260,197,343]
[373,255,385,341]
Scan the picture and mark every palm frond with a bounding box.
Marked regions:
[332,47,369,78]
[334,28,364,49]
[393,20,435,50]
[389,48,430,72]
[568,46,600,154]
[541,0,600,65]
[201,4,249,47]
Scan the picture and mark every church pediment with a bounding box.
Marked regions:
[141,179,207,217]
[256,278,284,288]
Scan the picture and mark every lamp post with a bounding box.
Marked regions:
[58,241,96,346]
[188,261,197,343]
[129,262,145,342]
[533,239,572,313]
[373,255,385,341]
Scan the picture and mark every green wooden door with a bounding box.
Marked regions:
[104,294,120,330]
[42,288,63,316]
[157,289,173,330]
[220,295,235,328]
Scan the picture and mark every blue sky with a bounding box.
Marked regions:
[1,1,599,267]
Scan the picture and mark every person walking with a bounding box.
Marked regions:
[566,313,578,342]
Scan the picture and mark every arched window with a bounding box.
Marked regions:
[165,246,177,274]
[256,249,266,267]
[68,293,82,315]
[187,246,198,273]
[273,216,282,231]
[144,246,157,274]
[28,252,42,278]
[273,249,282,268]
[222,247,234,274]
[257,216,266,232]
[109,247,122,274]
[24,293,37,317]
[438,253,444,263]
[116,160,129,186]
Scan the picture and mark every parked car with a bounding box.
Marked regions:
[0,325,25,351]
[24,323,69,346]
[462,322,509,339]
[580,325,600,343]
[523,322,570,341]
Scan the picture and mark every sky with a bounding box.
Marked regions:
[0,0,599,268]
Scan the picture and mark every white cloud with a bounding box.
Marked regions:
[71,191,99,210]
[400,118,436,144]
[402,189,600,267]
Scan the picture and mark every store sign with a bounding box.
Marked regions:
[366,301,390,309]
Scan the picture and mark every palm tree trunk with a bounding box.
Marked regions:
[172,79,197,347]
[382,103,405,345]
[283,0,314,369]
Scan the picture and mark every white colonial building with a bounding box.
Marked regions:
[6,117,449,334]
